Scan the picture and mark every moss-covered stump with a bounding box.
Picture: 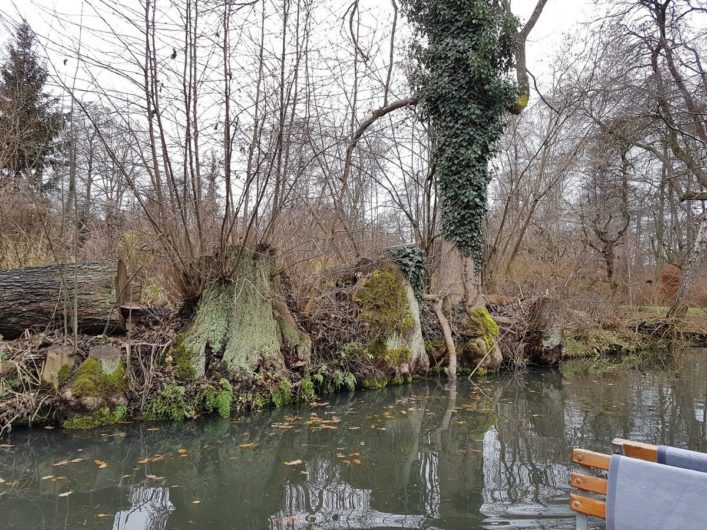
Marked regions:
[40,345,75,390]
[179,247,311,378]
[63,345,127,411]
[462,307,502,370]
[308,260,429,383]
[422,303,502,372]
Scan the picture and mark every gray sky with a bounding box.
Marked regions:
[1,0,594,80]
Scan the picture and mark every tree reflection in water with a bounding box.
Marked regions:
[269,455,442,529]
[1,351,706,530]
[113,486,174,530]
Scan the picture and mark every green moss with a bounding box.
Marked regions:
[564,329,634,358]
[460,307,499,357]
[424,338,446,355]
[144,384,197,421]
[72,358,125,398]
[389,374,412,386]
[57,364,72,387]
[353,266,414,338]
[184,250,285,377]
[64,406,126,430]
[383,347,410,367]
[465,339,485,357]
[235,391,269,413]
[271,380,292,408]
[169,335,196,381]
[467,307,499,352]
[362,377,388,389]
[204,379,233,418]
[299,377,316,403]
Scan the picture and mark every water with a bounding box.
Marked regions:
[1,351,706,530]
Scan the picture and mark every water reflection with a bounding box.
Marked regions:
[113,486,174,530]
[0,350,705,530]
[270,457,436,529]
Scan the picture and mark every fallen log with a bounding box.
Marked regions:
[0,260,128,340]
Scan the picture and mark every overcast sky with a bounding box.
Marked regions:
[1,0,594,78]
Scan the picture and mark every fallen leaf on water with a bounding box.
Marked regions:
[41,475,54,480]
[58,491,73,497]
[53,460,69,467]
[239,442,259,449]
[94,460,108,469]
[96,513,110,518]
[146,428,161,432]
[348,427,361,431]
[177,448,188,455]
[192,500,201,504]
[70,458,84,463]
[44,426,55,430]
[284,459,303,466]
[146,474,165,480]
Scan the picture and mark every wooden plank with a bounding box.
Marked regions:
[571,472,607,495]
[570,493,606,519]
[613,438,658,462]
[572,449,611,470]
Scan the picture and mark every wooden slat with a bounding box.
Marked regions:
[572,449,611,470]
[613,438,658,462]
[571,472,607,495]
[570,493,606,519]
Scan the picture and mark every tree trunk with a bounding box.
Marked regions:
[0,261,128,340]
[667,213,707,320]
[524,297,564,366]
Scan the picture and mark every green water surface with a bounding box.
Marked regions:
[1,350,706,529]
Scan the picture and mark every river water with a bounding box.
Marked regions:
[1,350,706,530]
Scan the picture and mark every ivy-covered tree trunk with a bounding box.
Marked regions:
[400,0,518,312]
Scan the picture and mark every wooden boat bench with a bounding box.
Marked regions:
[569,438,659,529]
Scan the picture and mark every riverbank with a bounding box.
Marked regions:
[1,292,702,435]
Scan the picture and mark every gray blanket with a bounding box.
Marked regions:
[658,445,707,473]
[607,454,707,530]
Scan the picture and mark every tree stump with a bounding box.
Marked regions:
[40,345,75,390]
[524,297,564,365]
[0,261,128,339]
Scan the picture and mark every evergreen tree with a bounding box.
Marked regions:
[0,22,63,189]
